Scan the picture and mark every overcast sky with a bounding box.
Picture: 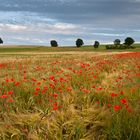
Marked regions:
[0,0,140,46]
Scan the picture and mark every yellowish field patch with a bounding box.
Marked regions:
[0,51,129,55]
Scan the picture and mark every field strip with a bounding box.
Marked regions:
[0,51,130,55]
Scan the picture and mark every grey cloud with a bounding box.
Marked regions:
[0,0,140,45]
[0,0,140,26]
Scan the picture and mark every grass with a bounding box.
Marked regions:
[0,46,140,139]
[0,44,140,53]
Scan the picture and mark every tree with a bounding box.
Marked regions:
[114,39,121,45]
[76,38,84,47]
[93,41,100,48]
[50,40,58,47]
[0,38,3,44]
[124,37,135,46]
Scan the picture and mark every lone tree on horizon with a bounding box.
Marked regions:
[124,37,135,46]
[93,41,100,48]
[114,39,121,45]
[50,40,58,47]
[0,38,3,44]
[76,38,84,47]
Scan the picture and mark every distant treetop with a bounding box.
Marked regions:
[0,38,3,44]
[114,39,121,45]
[50,40,58,47]
[124,37,135,46]
[93,41,100,48]
[76,38,84,47]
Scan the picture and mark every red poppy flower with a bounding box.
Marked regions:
[8,99,14,103]
[114,105,121,111]
[110,93,118,97]
[1,94,8,99]
[14,82,20,86]
[121,98,127,104]
[35,87,40,91]
[8,91,13,95]
[120,91,124,95]
[49,76,55,81]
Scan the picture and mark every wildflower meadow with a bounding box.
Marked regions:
[0,51,140,140]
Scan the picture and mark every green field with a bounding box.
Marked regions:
[0,46,140,140]
[0,44,140,53]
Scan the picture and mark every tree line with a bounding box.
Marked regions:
[106,37,135,49]
[50,39,100,48]
[0,37,135,49]
[50,37,135,49]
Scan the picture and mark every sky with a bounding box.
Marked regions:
[0,0,140,46]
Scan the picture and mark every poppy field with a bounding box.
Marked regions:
[0,52,140,140]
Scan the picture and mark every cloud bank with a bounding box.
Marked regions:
[0,0,140,45]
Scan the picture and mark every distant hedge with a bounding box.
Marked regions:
[106,44,136,49]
